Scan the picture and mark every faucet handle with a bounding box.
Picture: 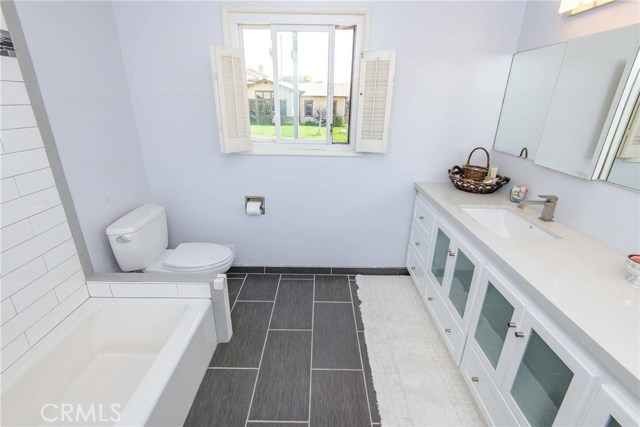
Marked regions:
[538,194,558,202]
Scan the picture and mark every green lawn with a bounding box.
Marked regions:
[251,125,349,143]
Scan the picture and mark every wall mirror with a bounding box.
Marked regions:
[595,49,640,191]
[493,24,640,189]
[493,42,566,160]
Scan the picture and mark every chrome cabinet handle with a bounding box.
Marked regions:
[507,322,517,328]
[415,242,420,246]
[515,332,525,338]
[471,377,479,382]
[419,216,425,220]
[444,328,452,333]
[427,297,433,301]
[116,235,131,243]
[448,252,455,257]
[410,266,416,270]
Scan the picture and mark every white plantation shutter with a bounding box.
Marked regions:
[355,51,396,153]
[210,45,251,153]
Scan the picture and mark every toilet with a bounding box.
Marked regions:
[106,204,234,275]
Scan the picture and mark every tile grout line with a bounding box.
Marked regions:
[307,273,315,424]
[244,274,281,427]
[311,368,363,371]
[350,279,374,426]
[207,366,258,371]
[236,299,276,303]
[314,300,351,304]
[231,274,247,312]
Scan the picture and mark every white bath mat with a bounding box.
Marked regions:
[356,275,483,427]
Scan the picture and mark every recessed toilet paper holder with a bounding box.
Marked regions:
[245,196,265,215]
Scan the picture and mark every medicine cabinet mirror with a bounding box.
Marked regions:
[493,24,640,190]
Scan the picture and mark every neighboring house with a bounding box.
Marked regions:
[246,75,350,125]
[298,82,350,124]
[247,79,295,119]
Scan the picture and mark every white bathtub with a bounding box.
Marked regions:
[1,298,217,427]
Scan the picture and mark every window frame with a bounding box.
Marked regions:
[222,7,370,155]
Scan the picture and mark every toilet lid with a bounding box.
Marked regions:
[163,243,233,271]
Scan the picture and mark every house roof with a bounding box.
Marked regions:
[246,78,351,97]
[247,78,294,91]
[298,82,351,98]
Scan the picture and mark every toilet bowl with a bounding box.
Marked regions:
[106,204,234,275]
[145,243,234,275]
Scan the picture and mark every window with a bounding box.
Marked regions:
[212,8,396,155]
[304,100,314,118]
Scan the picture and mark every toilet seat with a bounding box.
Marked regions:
[162,243,234,273]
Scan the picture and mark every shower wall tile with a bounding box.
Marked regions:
[0,21,88,373]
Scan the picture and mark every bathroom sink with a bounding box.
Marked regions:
[460,206,559,240]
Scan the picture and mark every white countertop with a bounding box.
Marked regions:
[415,182,640,393]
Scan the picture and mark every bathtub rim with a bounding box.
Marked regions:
[1,297,213,426]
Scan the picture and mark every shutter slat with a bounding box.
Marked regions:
[210,45,252,153]
[355,51,396,153]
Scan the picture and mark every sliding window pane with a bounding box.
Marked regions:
[276,30,329,141]
[242,28,275,142]
[332,27,354,144]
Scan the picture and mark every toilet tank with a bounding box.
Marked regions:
[106,204,168,272]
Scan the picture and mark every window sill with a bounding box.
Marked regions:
[236,148,362,157]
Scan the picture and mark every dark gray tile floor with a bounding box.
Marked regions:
[184,273,380,427]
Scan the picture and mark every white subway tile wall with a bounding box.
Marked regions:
[0,28,88,372]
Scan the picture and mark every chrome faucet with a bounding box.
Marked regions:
[517,194,558,222]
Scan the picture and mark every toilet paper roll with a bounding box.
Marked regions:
[246,200,262,215]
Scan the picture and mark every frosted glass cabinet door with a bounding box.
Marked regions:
[446,240,481,327]
[580,384,640,427]
[429,223,453,288]
[502,313,597,427]
[467,268,525,386]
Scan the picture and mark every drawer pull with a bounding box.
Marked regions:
[427,297,433,301]
[415,242,420,246]
[507,321,517,328]
[410,266,416,270]
[471,377,479,382]
[444,328,452,333]
[419,216,425,220]
[446,248,452,253]
[515,331,525,338]
[448,252,455,257]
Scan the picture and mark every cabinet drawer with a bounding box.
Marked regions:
[414,197,435,237]
[409,220,430,264]
[461,346,519,427]
[425,289,466,364]
[406,245,427,297]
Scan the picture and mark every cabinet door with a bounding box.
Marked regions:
[428,221,454,290]
[502,312,598,427]
[467,268,526,387]
[444,239,482,331]
[581,384,639,427]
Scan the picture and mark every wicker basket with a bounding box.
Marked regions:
[448,165,510,194]
[462,147,490,182]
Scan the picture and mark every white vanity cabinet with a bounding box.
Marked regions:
[500,309,598,427]
[423,217,483,363]
[406,197,436,299]
[408,189,639,427]
[466,267,527,387]
[580,384,640,427]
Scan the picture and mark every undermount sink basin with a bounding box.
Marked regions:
[460,206,559,240]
